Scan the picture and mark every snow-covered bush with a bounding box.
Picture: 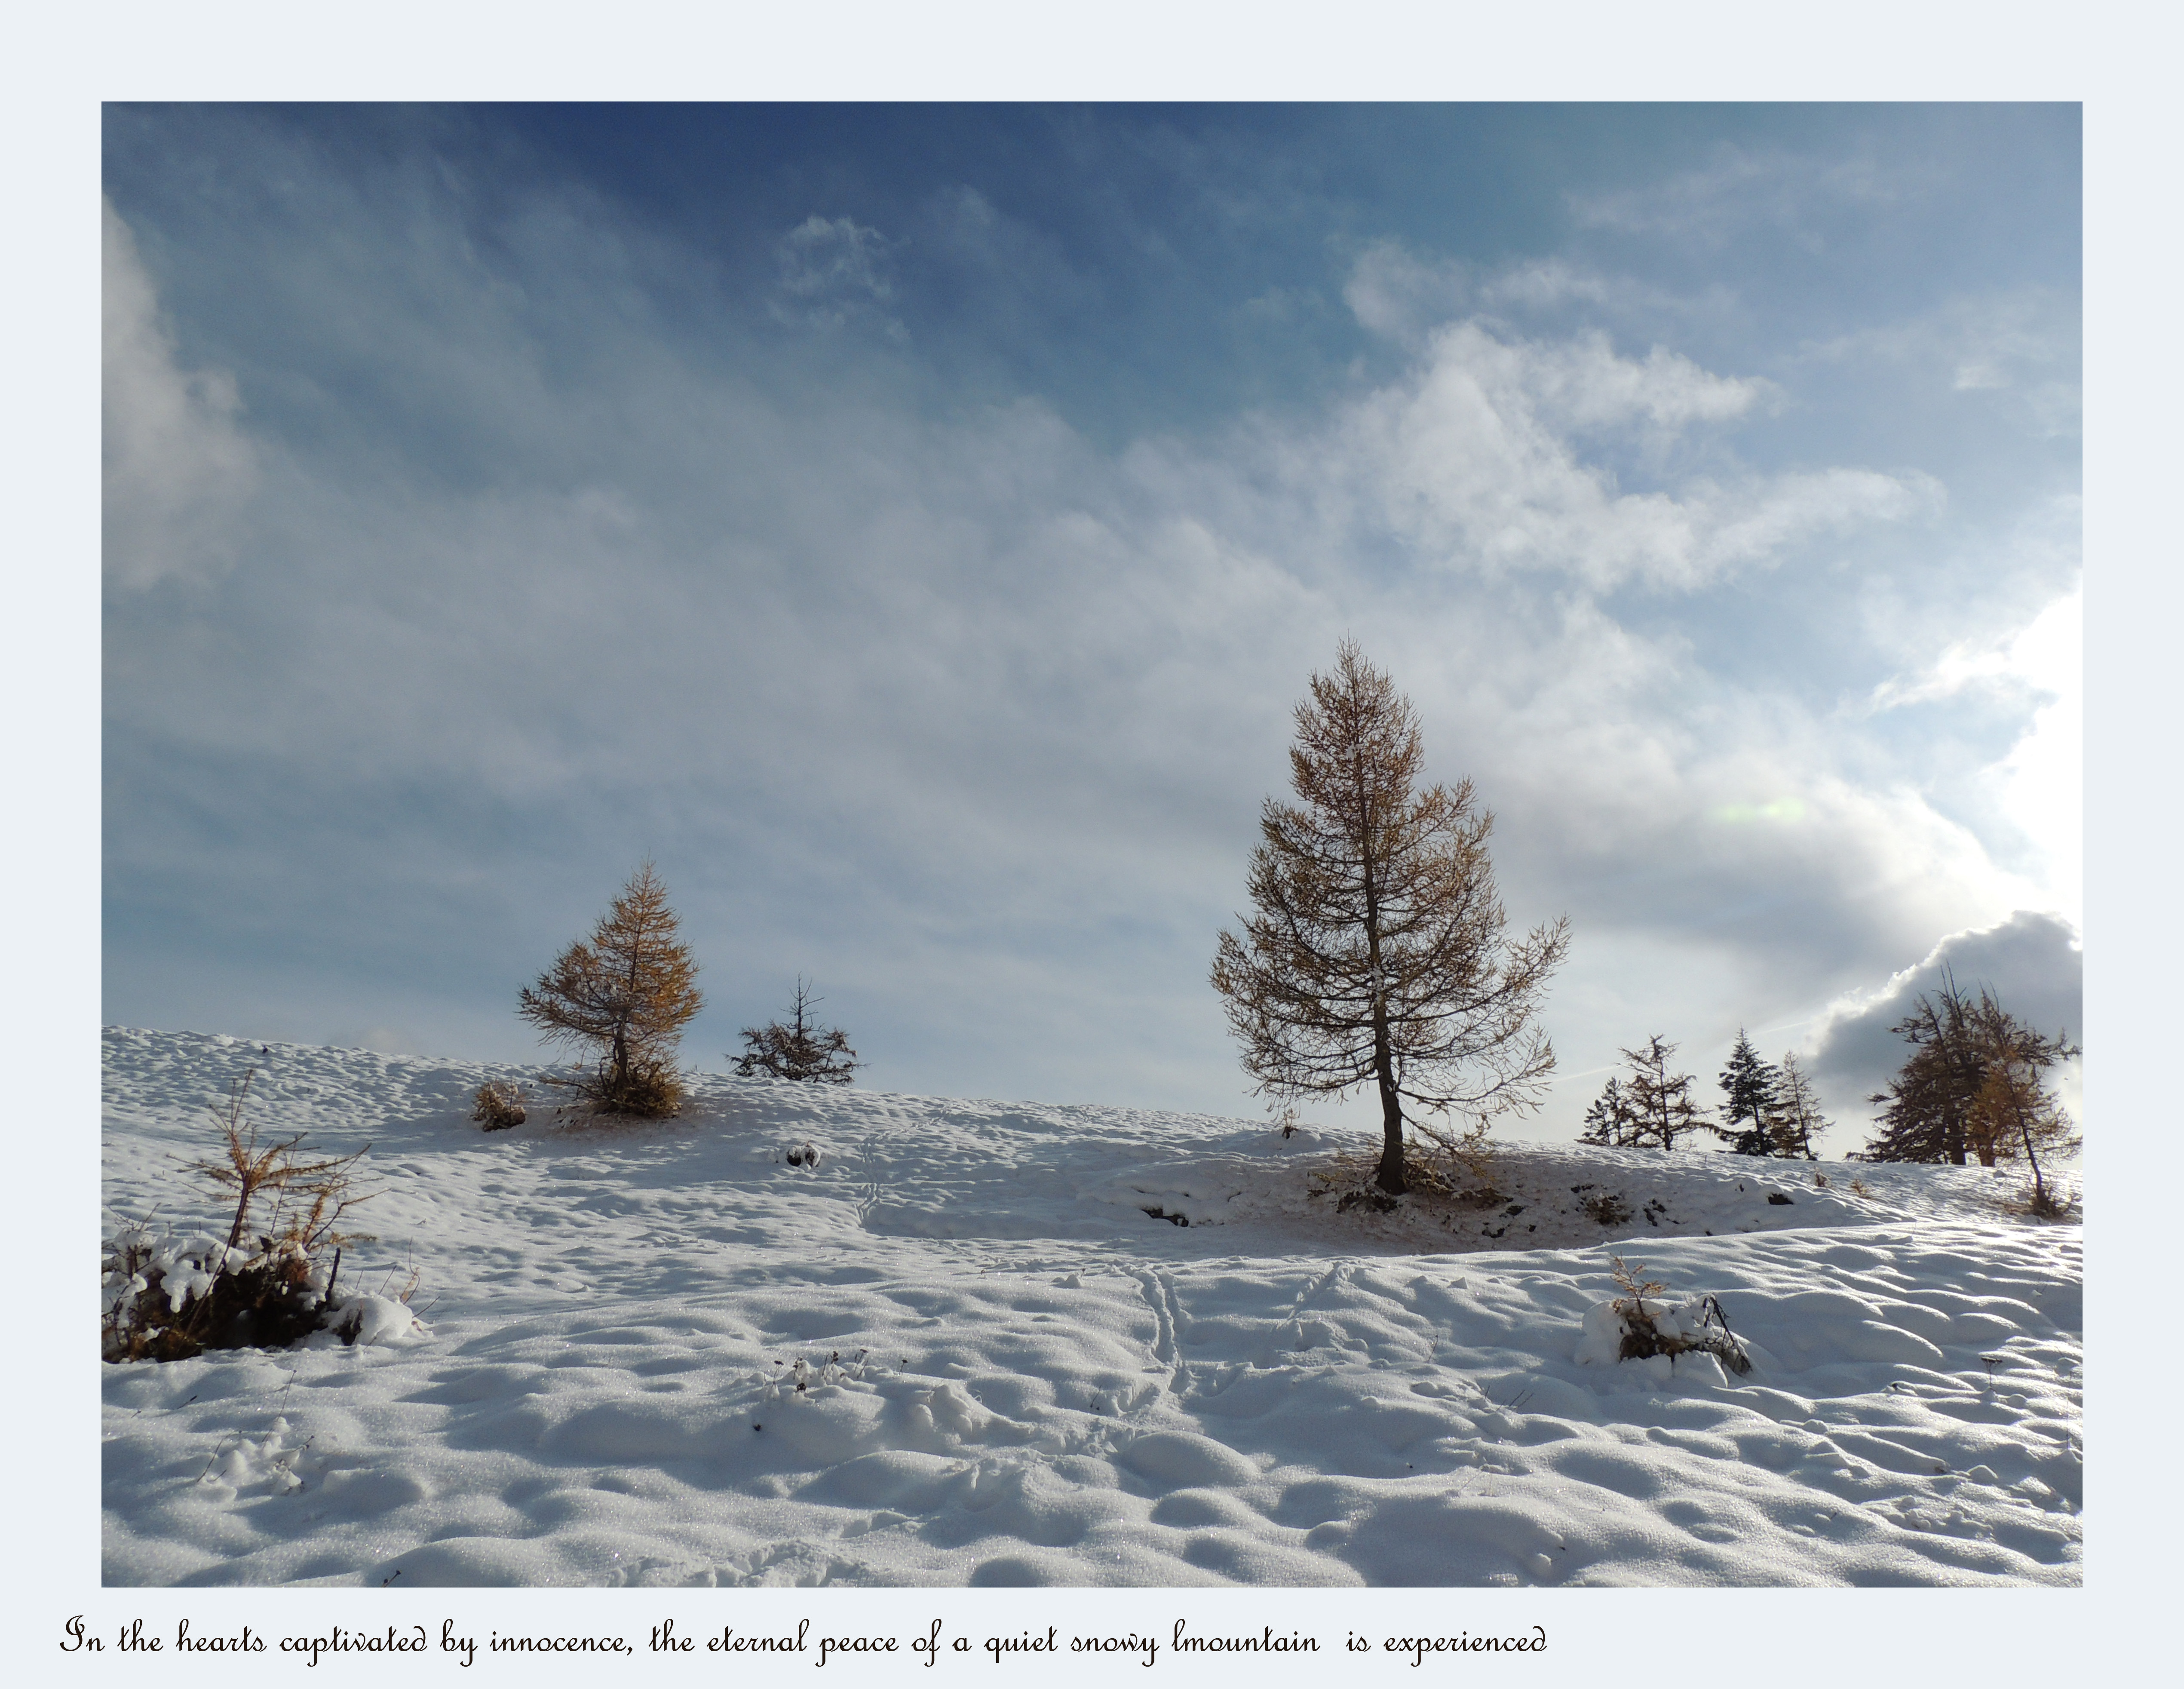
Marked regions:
[101,1066,420,1361]
[102,1221,429,1360]
[1574,1255,1752,1376]
[104,1224,319,1360]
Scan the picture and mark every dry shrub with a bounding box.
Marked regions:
[2018,1179,2080,1221]
[1608,1254,1667,1320]
[1307,1137,1509,1221]
[102,1069,379,1362]
[471,1081,528,1130]
[1582,1192,1632,1227]
[546,1057,682,1119]
[599,1059,682,1117]
[736,980,859,1086]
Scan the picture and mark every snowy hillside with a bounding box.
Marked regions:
[101,1027,2081,1588]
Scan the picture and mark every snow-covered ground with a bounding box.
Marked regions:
[101,1027,2081,1588]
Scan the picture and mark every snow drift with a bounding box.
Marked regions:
[101,1028,2080,1587]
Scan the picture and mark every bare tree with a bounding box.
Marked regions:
[1211,640,1569,1194]
[737,978,860,1084]
[1618,1035,1707,1150]
[1769,1050,1831,1160]
[519,861,703,1116]
[1965,1001,2080,1211]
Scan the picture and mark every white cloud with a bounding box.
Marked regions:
[772,214,902,335]
[99,153,2075,1135]
[1803,289,2080,439]
[102,197,256,590]
[1342,239,1472,342]
[1569,145,1947,247]
[1319,319,1926,591]
[1866,579,2082,923]
[1343,246,1724,347]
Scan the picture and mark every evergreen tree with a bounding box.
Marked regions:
[736,980,860,1084]
[1579,1075,1639,1147]
[1712,1029,1784,1156]
[518,862,702,1116]
[1211,641,1569,1194]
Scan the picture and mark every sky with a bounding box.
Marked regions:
[101,103,2082,1148]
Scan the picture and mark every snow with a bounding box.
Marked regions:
[102,1026,2080,1588]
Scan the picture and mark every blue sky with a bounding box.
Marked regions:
[101,104,2081,1143]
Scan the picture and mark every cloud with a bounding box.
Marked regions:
[102,197,256,590]
[1313,318,1926,591]
[1343,245,1726,349]
[1805,910,2083,1121]
[1866,579,2081,921]
[98,129,2076,1139]
[1342,240,1473,342]
[1569,144,1946,248]
[1803,289,2080,439]
[772,214,902,335]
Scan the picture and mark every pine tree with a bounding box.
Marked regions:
[736,979,860,1084]
[518,862,702,1116]
[1579,1075,1639,1147]
[1211,641,1569,1194]
[1769,1050,1830,1159]
[1712,1029,1784,1156]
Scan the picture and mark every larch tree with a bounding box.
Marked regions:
[1712,1029,1784,1156]
[1864,975,2078,1174]
[1210,640,1569,1195]
[736,979,860,1084]
[1618,1035,1707,1151]
[518,861,703,1117]
[1769,1050,1831,1160]
[1864,972,1993,1165]
[1964,996,2079,1210]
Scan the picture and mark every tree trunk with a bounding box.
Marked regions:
[1356,764,1407,1197]
[1374,1062,1407,1194]
[2009,1086,2049,1208]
